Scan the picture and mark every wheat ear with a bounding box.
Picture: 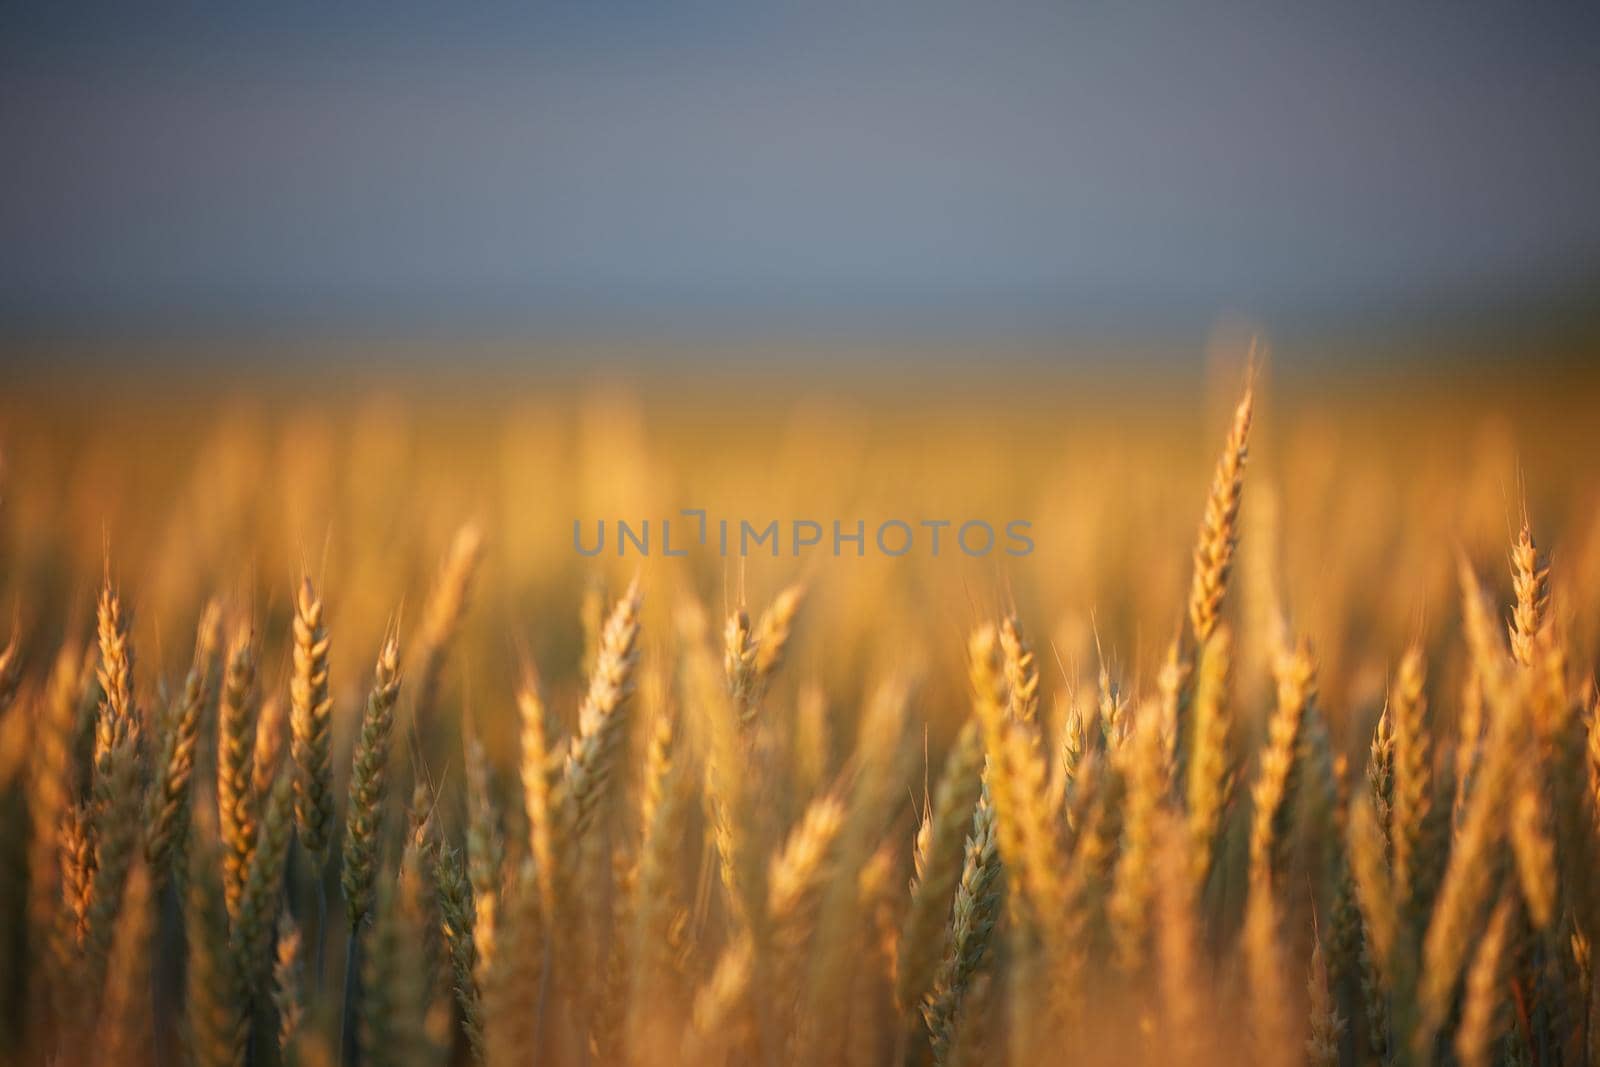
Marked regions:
[1153,811,1209,1067]
[411,522,484,732]
[686,794,846,1059]
[725,607,758,722]
[342,634,401,927]
[1388,647,1434,926]
[184,839,246,1067]
[1251,637,1314,887]
[1509,519,1549,668]
[463,724,504,974]
[1415,668,1525,1050]
[921,790,1002,1066]
[626,694,689,1059]
[1188,375,1254,643]
[1109,706,1166,976]
[360,875,430,1067]
[1305,933,1345,1067]
[433,840,487,1064]
[1243,872,1296,1067]
[1185,624,1234,887]
[82,581,144,1003]
[1345,792,1397,978]
[217,628,259,922]
[559,579,643,841]
[230,767,295,997]
[517,675,558,921]
[94,860,153,1065]
[1454,895,1517,1067]
[1509,768,1558,930]
[145,600,222,886]
[272,911,306,1064]
[290,577,334,862]
[966,626,1033,905]
[897,717,985,1013]
[999,614,1040,725]
[681,600,761,932]
[752,583,805,691]
[252,694,288,801]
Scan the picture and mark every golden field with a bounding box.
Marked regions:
[2,351,1600,1066]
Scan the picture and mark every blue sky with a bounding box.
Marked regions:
[3,2,1598,336]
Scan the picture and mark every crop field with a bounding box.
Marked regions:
[1,357,1599,1066]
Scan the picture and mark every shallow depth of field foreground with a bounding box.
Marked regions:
[3,362,1600,1067]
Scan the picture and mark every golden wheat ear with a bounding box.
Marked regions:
[1453,896,1517,1067]
[516,671,558,921]
[341,633,401,929]
[896,717,984,1016]
[410,522,485,734]
[79,578,146,1012]
[217,626,260,925]
[1188,373,1254,645]
[1509,519,1550,668]
[1184,623,1234,889]
[431,839,487,1064]
[1251,636,1316,888]
[290,576,334,864]
[272,911,307,1063]
[145,600,223,887]
[920,787,1001,1067]
[559,578,643,842]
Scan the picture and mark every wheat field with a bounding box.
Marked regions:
[2,356,1600,1067]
